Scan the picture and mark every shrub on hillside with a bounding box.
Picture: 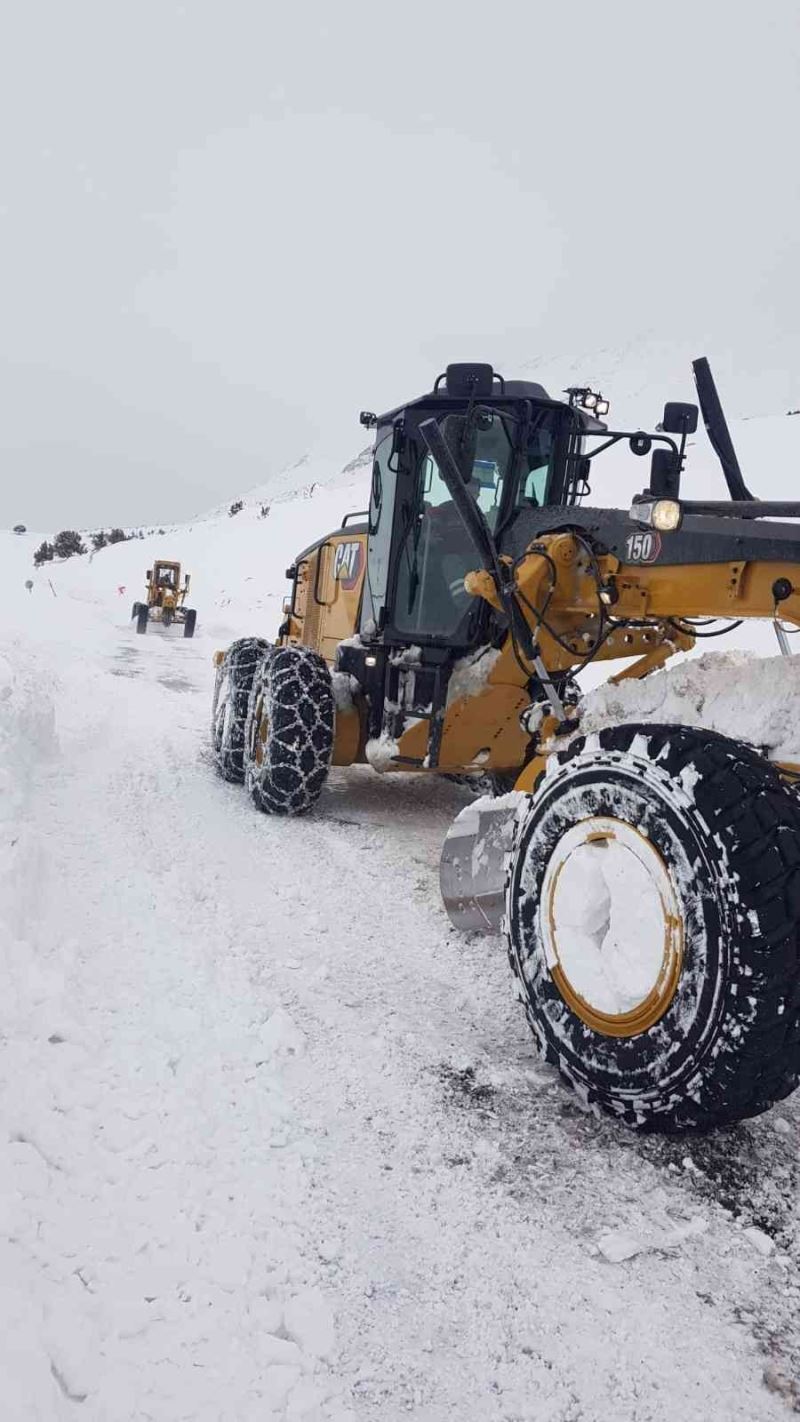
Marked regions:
[53,530,86,559]
[91,530,108,551]
[34,540,54,566]
[107,528,128,545]
[229,500,244,517]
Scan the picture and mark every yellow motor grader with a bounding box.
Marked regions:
[212,359,800,1132]
[133,560,196,637]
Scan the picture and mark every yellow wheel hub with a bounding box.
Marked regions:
[540,817,683,1038]
[248,692,269,768]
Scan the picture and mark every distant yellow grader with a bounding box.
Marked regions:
[132,560,196,637]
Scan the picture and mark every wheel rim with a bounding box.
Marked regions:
[248,690,269,770]
[214,688,232,752]
[539,816,683,1037]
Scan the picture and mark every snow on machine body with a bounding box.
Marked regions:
[212,358,800,1132]
[133,560,196,637]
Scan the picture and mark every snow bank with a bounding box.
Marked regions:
[0,642,55,942]
[581,650,800,762]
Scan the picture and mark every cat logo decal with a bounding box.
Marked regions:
[332,540,364,589]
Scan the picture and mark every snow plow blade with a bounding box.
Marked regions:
[439,794,527,933]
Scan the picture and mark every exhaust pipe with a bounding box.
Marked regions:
[692,357,754,502]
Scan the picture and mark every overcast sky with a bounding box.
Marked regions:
[1,0,798,530]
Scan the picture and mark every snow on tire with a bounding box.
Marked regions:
[212,637,272,784]
[245,645,334,815]
[506,722,800,1132]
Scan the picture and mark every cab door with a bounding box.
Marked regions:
[360,430,398,636]
[391,412,512,643]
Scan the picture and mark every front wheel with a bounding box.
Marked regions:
[506,723,800,1132]
[245,646,334,815]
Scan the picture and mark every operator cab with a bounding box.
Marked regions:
[360,363,602,650]
[148,560,186,607]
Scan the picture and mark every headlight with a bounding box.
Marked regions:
[651,499,682,532]
[629,497,682,532]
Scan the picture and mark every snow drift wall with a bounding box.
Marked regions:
[582,650,800,763]
[0,643,56,943]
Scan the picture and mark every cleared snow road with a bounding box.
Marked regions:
[2,554,800,1420]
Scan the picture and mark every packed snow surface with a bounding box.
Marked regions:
[582,649,800,762]
[3,437,800,1416]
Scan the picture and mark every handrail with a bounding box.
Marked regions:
[312,541,335,606]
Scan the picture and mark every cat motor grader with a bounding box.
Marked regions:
[133,560,196,637]
[212,358,800,1132]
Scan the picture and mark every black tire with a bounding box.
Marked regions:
[245,645,334,815]
[183,608,197,638]
[212,637,272,784]
[131,601,141,620]
[136,604,149,635]
[506,723,800,1132]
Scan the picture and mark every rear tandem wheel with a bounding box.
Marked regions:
[506,722,800,1132]
[211,637,272,783]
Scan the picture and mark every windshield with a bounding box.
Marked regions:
[393,413,513,638]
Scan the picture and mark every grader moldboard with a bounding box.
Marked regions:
[133,560,197,637]
[212,359,800,1132]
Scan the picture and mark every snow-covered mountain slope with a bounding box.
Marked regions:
[520,332,800,430]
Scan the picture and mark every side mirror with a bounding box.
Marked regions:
[360,411,378,429]
[650,447,681,498]
[146,569,152,580]
[662,402,698,435]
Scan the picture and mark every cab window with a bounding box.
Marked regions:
[393,415,512,638]
[360,432,397,632]
[517,422,557,507]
